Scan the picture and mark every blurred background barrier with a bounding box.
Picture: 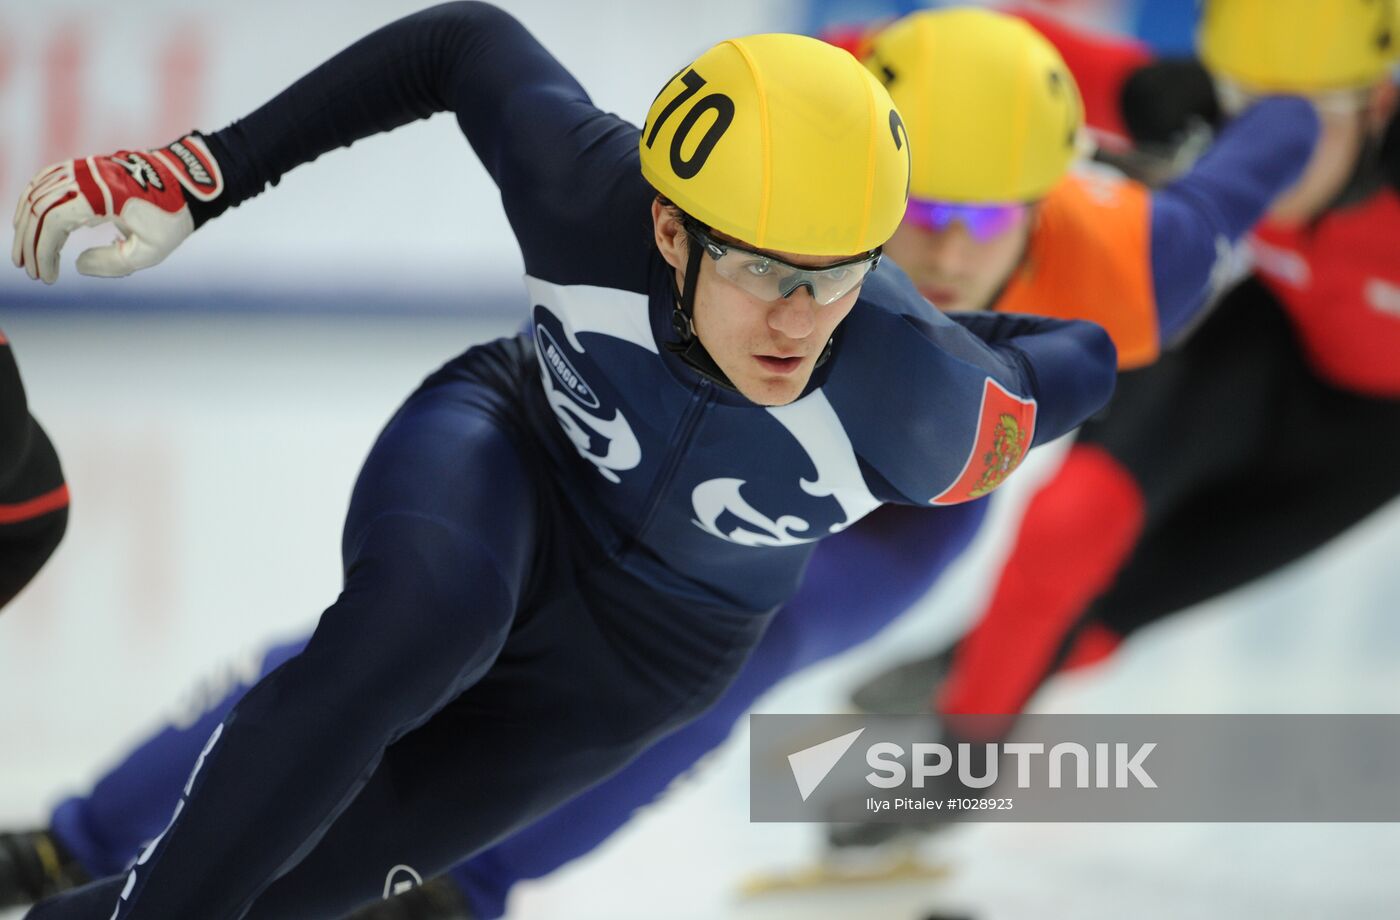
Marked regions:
[0,0,1194,316]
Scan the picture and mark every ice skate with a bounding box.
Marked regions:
[0,829,89,909]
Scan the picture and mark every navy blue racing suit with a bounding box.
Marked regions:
[27,5,1114,918]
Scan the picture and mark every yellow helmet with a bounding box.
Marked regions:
[1199,0,1400,93]
[863,8,1084,205]
[640,33,910,256]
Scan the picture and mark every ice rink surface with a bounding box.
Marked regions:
[1,311,1398,920]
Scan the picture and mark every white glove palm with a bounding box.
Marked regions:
[11,135,223,284]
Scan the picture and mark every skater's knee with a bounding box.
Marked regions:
[318,517,522,727]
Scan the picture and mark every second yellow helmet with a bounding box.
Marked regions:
[864,7,1085,205]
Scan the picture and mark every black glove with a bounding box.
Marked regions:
[1120,56,1223,152]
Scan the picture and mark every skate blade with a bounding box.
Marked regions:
[738,852,950,897]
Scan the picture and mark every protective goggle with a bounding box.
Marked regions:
[903,198,1030,242]
[685,221,881,306]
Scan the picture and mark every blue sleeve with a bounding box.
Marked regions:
[1149,96,1319,340]
[205,2,652,289]
[945,309,1119,447]
[826,267,1116,505]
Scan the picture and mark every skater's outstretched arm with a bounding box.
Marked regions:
[12,2,646,289]
[1148,96,1318,340]
[823,268,1117,510]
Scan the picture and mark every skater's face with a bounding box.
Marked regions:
[653,200,864,407]
[881,204,1035,313]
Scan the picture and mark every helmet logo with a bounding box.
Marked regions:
[889,109,911,199]
[645,68,735,180]
[1047,70,1077,148]
[1375,0,1394,51]
[868,50,897,87]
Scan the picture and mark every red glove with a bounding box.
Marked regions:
[11,134,223,284]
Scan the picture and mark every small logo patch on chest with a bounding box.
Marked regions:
[538,325,601,409]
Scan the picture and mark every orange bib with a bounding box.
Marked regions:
[996,170,1158,369]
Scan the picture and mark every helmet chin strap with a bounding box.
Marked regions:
[666,238,740,391]
[664,237,837,394]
